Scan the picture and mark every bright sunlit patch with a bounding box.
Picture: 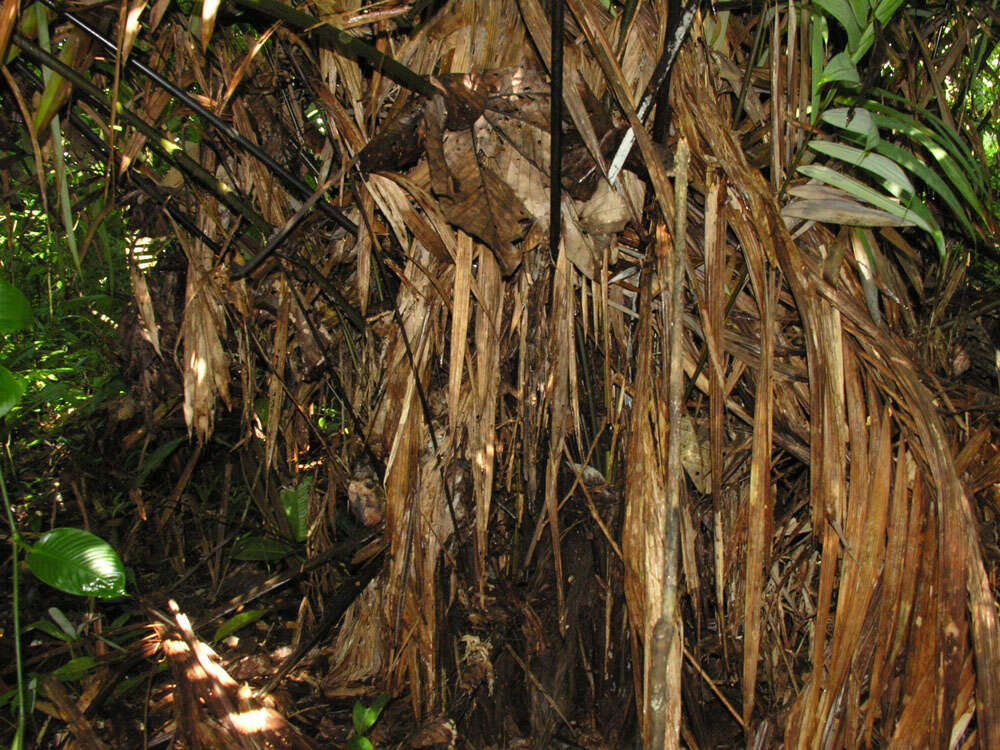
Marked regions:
[228,708,284,733]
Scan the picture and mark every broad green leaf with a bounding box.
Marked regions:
[0,280,32,334]
[868,98,986,191]
[873,141,976,237]
[281,477,312,543]
[809,15,827,117]
[25,619,75,643]
[231,536,295,561]
[798,164,945,256]
[847,0,871,26]
[137,436,186,486]
[869,110,987,223]
[48,607,78,638]
[352,693,391,735]
[808,140,915,198]
[346,738,374,750]
[854,21,877,62]
[821,108,879,150]
[52,656,98,682]
[26,528,127,598]
[874,0,906,24]
[213,609,268,643]
[819,52,860,87]
[815,0,862,51]
[0,365,26,417]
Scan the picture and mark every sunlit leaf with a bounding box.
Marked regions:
[0,0,21,69]
[821,107,879,150]
[0,280,32,334]
[213,609,268,643]
[814,0,862,51]
[808,140,915,198]
[201,0,221,52]
[52,656,99,681]
[0,365,26,417]
[874,0,906,24]
[868,97,986,192]
[868,108,988,224]
[798,164,944,256]
[352,693,390,735]
[47,607,77,638]
[121,0,149,62]
[819,52,860,87]
[26,528,126,598]
[874,141,977,238]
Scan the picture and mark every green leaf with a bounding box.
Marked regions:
[868,98,986,192]
[848,0,870,23]
[798,164,945,256]
[137,437,186,486]
[809,15,828,119]
[281,477,312,543]
[213,609,268,643]
[868,107,988,225]
[0,365,27,417]
[874,0,906,25]
[821,107,879,150]
[0,686,17,710]
[346,737,374,750]
[819,52,860,87]
[113,672,154,698]
[26,528,127,598]
[353,693,391,735]
[814,0,862,51]
[52,656,98,681]
[231,536,295,561]
[48,607,78,639]
[25,619,75,643]
[0,280,32,334]
[808,140,915,198]
[854,21,877,61]
[873,141,976,238]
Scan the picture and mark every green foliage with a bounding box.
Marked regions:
[281,477,312,543]
[347,693,391,750]
[0,280,33,418]
[137,437,187,487]
[802,0,993,259]
[25,527,127,598]
[231,535,297,561]
[51,656,100,682]
[0,281,33,335]
[213,609,268,643]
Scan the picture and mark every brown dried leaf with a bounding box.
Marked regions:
[438,151,530,275]
[128,254,161,358]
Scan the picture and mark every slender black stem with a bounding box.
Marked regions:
[40,0,359,239]
[12,32,272,234]
[13,56,226,255]
[607,0,703,182]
